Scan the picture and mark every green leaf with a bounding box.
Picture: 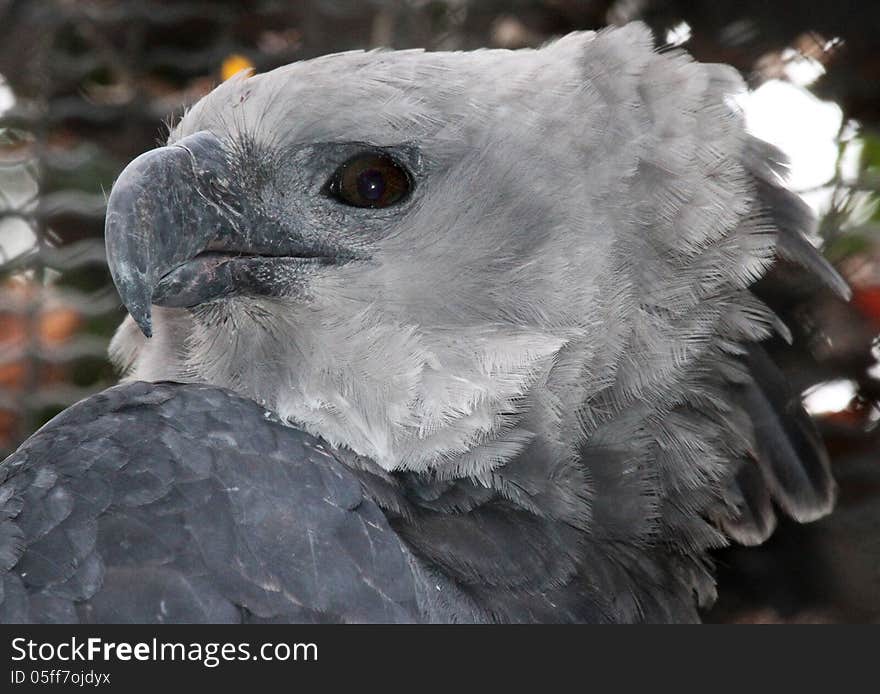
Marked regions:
[859,131,880,173]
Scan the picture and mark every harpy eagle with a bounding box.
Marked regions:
[0,24,849,623]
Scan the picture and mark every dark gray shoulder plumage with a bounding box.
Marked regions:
[0,381,437,623]
[719,139,847,546]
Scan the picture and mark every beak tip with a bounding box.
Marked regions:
[136,317,153,339]
[127,305,153,339]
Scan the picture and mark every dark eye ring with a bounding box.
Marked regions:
[324,152,412,209]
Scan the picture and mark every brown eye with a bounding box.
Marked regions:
[326,152,411,208]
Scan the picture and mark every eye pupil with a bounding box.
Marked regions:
[356,169,386,201]
[326,152,411,209]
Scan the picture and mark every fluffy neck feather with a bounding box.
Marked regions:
[116,298,581,474]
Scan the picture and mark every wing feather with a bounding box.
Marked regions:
[0,382,431,623]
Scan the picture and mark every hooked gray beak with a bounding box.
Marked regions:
[105,131,341,337]
[105,131,234,337]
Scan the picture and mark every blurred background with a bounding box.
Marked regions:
[0,0,877,621]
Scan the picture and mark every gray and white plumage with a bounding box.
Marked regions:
[0,23,849,623]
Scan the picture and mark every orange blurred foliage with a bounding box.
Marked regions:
[0,278,83,447]
[221,54,255,81]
